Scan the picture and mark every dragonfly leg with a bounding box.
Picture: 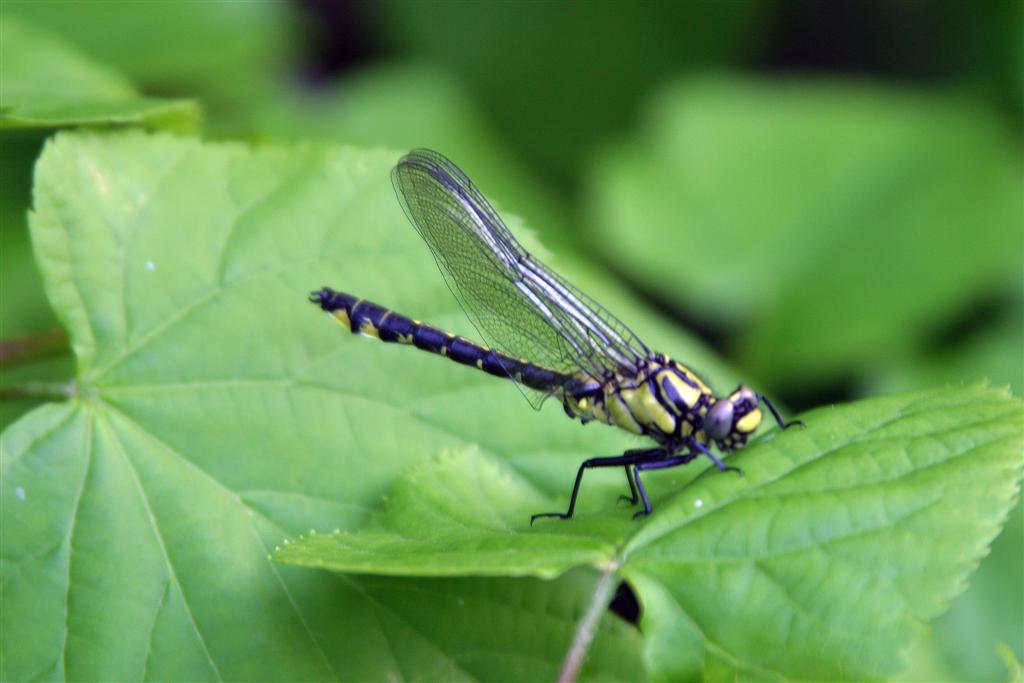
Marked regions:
[531,448,663,524]
[632,456,691,519]
[685,437,743,475]
[759,394,805,430]
[618,466,639,506]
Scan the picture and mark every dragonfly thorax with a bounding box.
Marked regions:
[562,358,726,444]
[561,361,767,452]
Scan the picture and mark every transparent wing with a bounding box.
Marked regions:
[392,149,650,405]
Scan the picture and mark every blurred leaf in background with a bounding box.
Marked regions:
[0,18,198,130]
[587,76,1022,397]
[2,0,296,108]
[367,1,770,178]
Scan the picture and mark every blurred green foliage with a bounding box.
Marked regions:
[0,17,198,130]
[3,0,295,102]
[1,2,1021,682]
[587,76,1022,395]
[370,1,770,176]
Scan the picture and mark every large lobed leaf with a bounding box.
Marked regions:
[280,385,1023,681]
[3,131,697,681]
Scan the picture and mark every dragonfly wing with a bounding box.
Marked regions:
[392,149,649,404]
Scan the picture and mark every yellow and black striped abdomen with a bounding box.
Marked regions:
[312,288,569,393]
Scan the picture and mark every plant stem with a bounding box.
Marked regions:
[558,563,619,683]
[0,328,69,368]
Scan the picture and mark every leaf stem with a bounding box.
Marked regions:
[558,563,619,683]
[0,327,69,368]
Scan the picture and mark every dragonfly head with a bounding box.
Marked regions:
[702,386,763,451]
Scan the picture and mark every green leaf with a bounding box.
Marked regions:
[216,64,573,250]
[1,1,293,101]
[0,17,198,130]
[280,384,1023,681]
[622,384,1021,681]
[4,130,685,681]
[587,77,1023,390]
[1,13,201,430]
[915,499,1023,681]
[997,642,1023,683]
[274,448,622,579]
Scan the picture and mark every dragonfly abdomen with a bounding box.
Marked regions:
[311,288,569,393]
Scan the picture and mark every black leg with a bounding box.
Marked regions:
[531,448,662,523]
[632,456,690,518]
[618,466,639,506]
[759,395,805,430]
[685,437,742,475]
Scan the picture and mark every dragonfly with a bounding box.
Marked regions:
[311,149,802,522]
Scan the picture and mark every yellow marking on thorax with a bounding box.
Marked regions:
[358,320,379,338]
[396,333,413,344]
[673,362,712,394]
[622,382,676,435]
[658,370,702,410]
[607,391,643,435]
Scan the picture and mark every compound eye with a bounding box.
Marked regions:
[704,400,734,440]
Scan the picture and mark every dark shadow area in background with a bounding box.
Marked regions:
[921,291,1022,354]
[764,0,1021,121]
[297,0,375,83]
